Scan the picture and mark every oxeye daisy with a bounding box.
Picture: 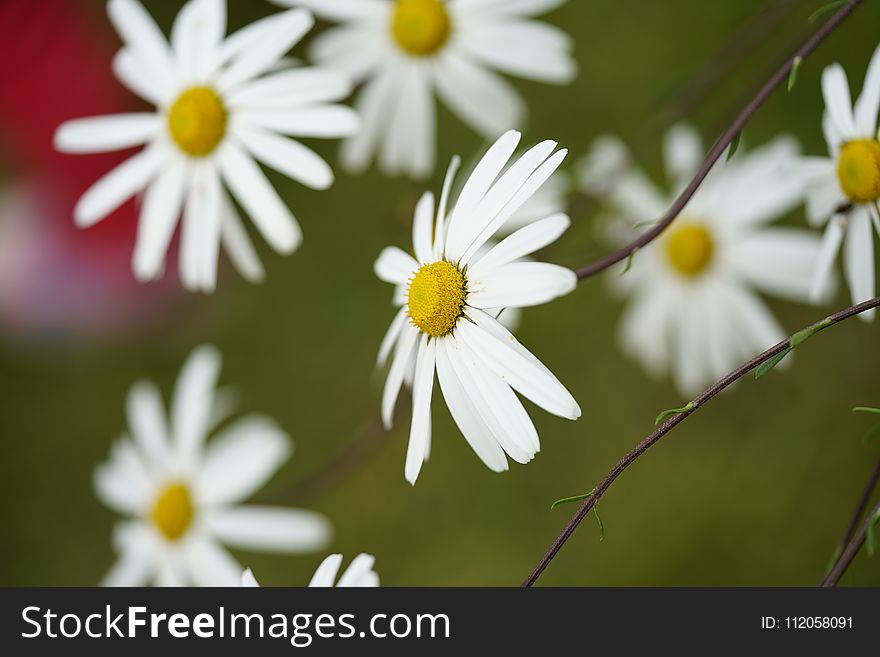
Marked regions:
[580,124,825,396]
[94,345,331,586]
[375,130,581,484]
[54,0,359,291]
[793,44,880,320]
[242,553,380,587]
[272,0,576,178]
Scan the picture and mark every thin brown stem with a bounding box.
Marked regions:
[523,296,880,587]
[822,496,880,587]
[573,0,863,281]
[822,456,880,584]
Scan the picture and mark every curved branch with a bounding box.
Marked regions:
[523,296,880,587]
[822,495,880,587]
[574,0,863,282]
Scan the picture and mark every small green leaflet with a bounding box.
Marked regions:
[620,247,639,277]
[867,509,880,558]
[550,490,604,541]
[655,401,695,426]
[788,57,803,92]
[853,407,880,415]
[726,131,742,161]
[755,317,833,379]
[809,0,847,24]
[755,348,792,379]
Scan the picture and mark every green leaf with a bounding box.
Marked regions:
[861,424,880,445]
[809,0,847,23]
[791,317,832,346]
[726,131,741,161]
[755,347,792,379]
[854,407,880,415]
[655,401,694,426]
[788,56,803,92]
[550,492,593,510]
[550,489,604,540]
[632,219,659,231]
[867,509,880,558]
[825,545,843,575]
[620,247,639,277]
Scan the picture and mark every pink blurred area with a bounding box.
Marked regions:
[0,0,179,341]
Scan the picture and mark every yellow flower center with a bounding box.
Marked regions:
[665,222,715,278]
[150,482,194,541]
[391,0,451,56]
[407,260,467,337]
[836,139,880,204]
[167,86,227,157]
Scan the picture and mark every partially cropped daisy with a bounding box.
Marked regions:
[580,124,825,396]
[54,0,359,291]
[794,44,880,320]
[273,0,576,178]
[242,553,380,587]
[95,345,331,586]
[375,130,580,484]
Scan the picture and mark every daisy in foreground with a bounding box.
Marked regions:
[580,124,824,396]
[794,44,880,320]
[95,345,331,586]
[273,0,576,178]
[375,130,581,484]
[242,553,380,587]
[54,0,359,291]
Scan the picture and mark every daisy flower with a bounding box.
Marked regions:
[580,124,824,397]
[794,44,880,320]
[272,0,576,178]
[54,0,359,292]
[242,553,380,587]
[94,345,331,586]
[375,130,581,484]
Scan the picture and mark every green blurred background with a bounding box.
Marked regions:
[1,0,879,587]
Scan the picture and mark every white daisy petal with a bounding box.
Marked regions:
[126,380,170,469]
[309,25,386,80]
[171,0,226,81]
[184,536,242,587]
[458,21,575,84]
[113,50,168,105]
[102,523,157,587]
[155,553,186,587]
[228,68,352,110]
[470,213,570,273]
[308,553,343,587]
[234,124,334,190]
[469,261,576,308]
[663,123,704,190]
[54,114,159,154]
[238,106,360,138]
[94,440,154,515]
[73,144,165,228]
[374,246,418,285]
[218,140,303,254]
[405,335,435,484]
[618,283,676,379]
[132,158,188,282]
[844,208,876,320]
[218,9,314,92]
[273,0,387,20]
[811,215,846,301]
[434,339,508,472]
[821,63,857,138]
[378,308,407,367]
[107,0,178,94]
[335,553,379,587]
[459,311,580,419]
[340,69,399,174]
[241,568,260,587]
[413,192,436,264]
[854,43,880,135]
[196,416,291,506]
[434,156,462,257]
[382,325,419,429]
[434,53,525,139]
[219,193,266,283]
[208,506,332,553]
[171,344,222,464]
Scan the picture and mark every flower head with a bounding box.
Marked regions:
[94,345,331,586]
[581,124,825,396]
[273,0,576,178]
[54,0,360,291]
[242,553,380,587]
[375,130,580,484]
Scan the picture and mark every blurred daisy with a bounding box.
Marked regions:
[794,44,880,320]
[95,345,331,586]
[273,0,576,178]
[375,130,580,484]
[54,0,359,291]
[242,553,380,587]
[580,124,824,396]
